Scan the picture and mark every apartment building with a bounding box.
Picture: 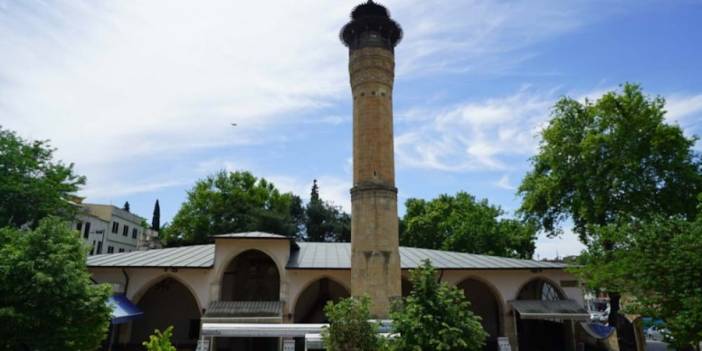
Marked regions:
[74,203,146,255]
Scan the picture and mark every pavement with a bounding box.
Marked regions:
[646,340,669,351]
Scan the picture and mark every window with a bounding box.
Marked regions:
[90,241,96,255]
[111,222,119,233]
[83,222,91,239]
[96,241,103,254]
[107,246,114,254]
[118,248,125,253]
[76,221,83,232]
[132,228,138,239]
[122,225,129,236]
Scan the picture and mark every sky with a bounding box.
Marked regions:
[2,0,701,259]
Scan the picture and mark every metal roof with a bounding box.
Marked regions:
[87,242,566,270]
[213,232,289,240]
[204,301,283,318]
[510,299,589,320]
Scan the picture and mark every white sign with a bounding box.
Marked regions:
[498,337,512,351]
[283,337,295,351]
[196,339,210,351]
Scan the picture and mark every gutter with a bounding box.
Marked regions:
[121,268,130,295]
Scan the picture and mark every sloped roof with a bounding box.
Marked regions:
[88,241,566,270]
[213,232,289,240]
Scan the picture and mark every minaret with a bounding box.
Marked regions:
[341,0,403,317]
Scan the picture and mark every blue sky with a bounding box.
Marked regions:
[2,0,701,258]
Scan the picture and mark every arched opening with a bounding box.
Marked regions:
[129,277,201,350]
[517,278,564,301]
[294,278,350,323]
[516,278,568,351]
[221,250,280,301]
[458,278,502,351]
[401,277,413,297]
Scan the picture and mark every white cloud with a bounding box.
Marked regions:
[396,88,553,171]
[665,94,702,126]
[533,229,586,260]
[495,174,516,191]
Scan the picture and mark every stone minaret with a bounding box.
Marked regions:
[341,0,403,317]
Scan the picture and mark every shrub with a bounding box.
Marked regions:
[142,326,177,351]
[322,296,383,351]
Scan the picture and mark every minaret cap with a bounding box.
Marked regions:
[340,0,403,51]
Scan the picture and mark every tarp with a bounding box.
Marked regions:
[510,299,590,320]
[109,294,143,324]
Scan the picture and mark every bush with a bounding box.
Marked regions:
[389,260,487,351]
[142,326,177,351]
[322,296,383,351]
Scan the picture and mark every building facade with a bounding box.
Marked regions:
[74,203,146,255]
[89,232,587,351]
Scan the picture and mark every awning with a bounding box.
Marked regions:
[510,299,590,320]
[109,294,143,324]
[204,301,283,319]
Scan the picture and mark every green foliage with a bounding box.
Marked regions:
[322,296,383,351]
[518,83,702,241]
[575,217,702,349]
[401,192,537,258]
[142,326,177,351]
[0,217,112,350]
[0,127,86,228]
[389,260,487,351]
[161,171,304,245]
[305,179,351,242]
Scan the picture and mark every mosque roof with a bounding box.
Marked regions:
[87,240,567,270]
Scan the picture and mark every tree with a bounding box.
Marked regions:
[161,171,303,245]
[143,326,177,351]
[304,180,351,242]
[322,296,383,351]
[0,217,112,350]
[400,192,537,258]
[152,199,161,231]
[576,216,702,350]
[389,260,487,351]
[518,83,702,241]
[518,83,702,325]
[0,127,86,228]
[123,201,130,212]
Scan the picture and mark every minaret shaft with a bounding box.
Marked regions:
[349,46,401,317]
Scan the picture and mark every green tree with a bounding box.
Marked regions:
[518,83,702,324]
[519,83,702,241]
[152,199,161,231]
[389,260,487,351]
[305,180,351,242]
[576,216,702,350]
[162,171,304,245]
[0,217,112,350]
[322,296,383,351]
[142,326,177,351]
[400,192,537,258]
[0,127,86,228]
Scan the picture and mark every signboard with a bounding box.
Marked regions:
[196,339,210,351]
[497,337,512,351]
[283,338,295,351]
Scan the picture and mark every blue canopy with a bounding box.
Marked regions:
[109,294,143,325]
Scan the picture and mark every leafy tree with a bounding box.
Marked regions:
[400,192,537,258]
[0,217,112,350]
[519,83,702,241]
[0,127,86,228]
[152,199,161,231]
[322,296,383,351]
[576,216,702,350]
[161,171,303,245]
[518,83,702,325]
[389,260,487,351]
[305,180,351,242]
[142,326,177,351]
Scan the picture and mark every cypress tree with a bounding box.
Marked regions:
[151,200,160,231]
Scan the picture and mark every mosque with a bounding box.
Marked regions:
[88,2,589,350]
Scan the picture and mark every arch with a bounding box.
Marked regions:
[129,277,201,349]
[131,273,204,312]
[401,277,413,297]
[293,277,350,323]
[457,277,504,350]
[516,277,566,301]
[220,249,281,301]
